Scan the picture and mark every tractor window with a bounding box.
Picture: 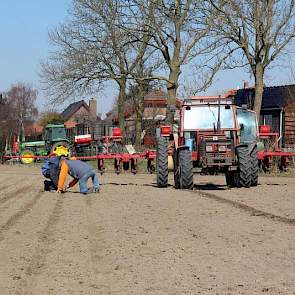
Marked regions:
[237,109,258,143]
[44,128,52,141]
[52,128,67,140]
[183,105,235,130]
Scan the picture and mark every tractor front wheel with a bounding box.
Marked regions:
[250,145,259,186]
[174,153,180,189]
[156,137,168,187]
[178,149,194,189]
[236,146,251,188]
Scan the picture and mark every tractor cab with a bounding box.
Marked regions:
[44,124,68,143]
[43,124,70,156]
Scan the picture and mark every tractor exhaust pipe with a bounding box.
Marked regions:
[217,96,221,133]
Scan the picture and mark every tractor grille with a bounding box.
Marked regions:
[201,135,234,166]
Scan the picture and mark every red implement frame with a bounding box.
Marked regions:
[1,135,156,175]
[258,132,295,171]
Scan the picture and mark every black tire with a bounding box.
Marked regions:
[174,153,180,189]
[236,146,251,188]
[156,137,168,187]
[225,171,239,187]
[225,171,235,187]
[250,145,258,186]
[123,161,130,171]
[178,149,194,189]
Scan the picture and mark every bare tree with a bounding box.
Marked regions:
[6,83,38,140]
[41,0,155,133]
[125,72,164,146]
[0,95,12,153]
[206,0,295,116]
[124,0,214,123]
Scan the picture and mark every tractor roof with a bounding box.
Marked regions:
[45,124,65,128]
[184,96,234,105]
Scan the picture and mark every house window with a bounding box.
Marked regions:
[260,111,280,132]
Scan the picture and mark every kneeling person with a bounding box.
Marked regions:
[42,154,61,192]
[58,158,99,194]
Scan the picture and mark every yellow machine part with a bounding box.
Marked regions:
[168,155,174,171]
[20,150,35,164]
[53,145,70,157]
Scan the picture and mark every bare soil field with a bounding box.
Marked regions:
[0,165,295,294]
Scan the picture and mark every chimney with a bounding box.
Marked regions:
[89,98,97,120]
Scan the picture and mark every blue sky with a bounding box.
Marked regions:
[0,1,294,117]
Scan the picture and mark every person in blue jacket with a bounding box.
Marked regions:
[42,153,61,192]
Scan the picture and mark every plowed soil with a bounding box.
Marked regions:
[1,165,295,294]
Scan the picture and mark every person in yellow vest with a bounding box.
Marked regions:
[57,157,99,194]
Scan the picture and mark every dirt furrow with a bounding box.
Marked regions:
[0,184,33,207]
[196,189,295,226]
[0,176,15,190]
[14,195,65,295]
[83,197,111,293]
[0,192,43,238]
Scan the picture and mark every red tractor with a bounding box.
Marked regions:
[156,96,259,189]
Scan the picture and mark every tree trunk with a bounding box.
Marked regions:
[134,83,145,147]
[135,111,143,147]
[253,64,264,117]
[166,67,180,124]
[117,78,127,134]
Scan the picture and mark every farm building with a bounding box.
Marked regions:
[61,98,103,140]
[234,84,295,148]
[61,98,101,127]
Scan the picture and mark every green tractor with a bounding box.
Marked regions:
[19,124,71,164]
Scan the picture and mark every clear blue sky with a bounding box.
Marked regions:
[0,1,294,116]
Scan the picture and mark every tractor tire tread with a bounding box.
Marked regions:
[178,149,194,189]
[156,137,168,187]
[237,146,251,188]
[250,145,259,186]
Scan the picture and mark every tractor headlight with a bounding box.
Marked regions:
[206,145,213,152]
[218,145,226,152]
[224,131,231,138]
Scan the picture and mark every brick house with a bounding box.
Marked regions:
[234,84,295,147]
[62,98,99,126]
[61,98,103,139]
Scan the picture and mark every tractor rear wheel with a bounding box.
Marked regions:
[20,150,35,164]
[178,149,194,189]
[250,145,259,186]
[51,141,71,157]
[236,146,251,188]
[156,137,168,187]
